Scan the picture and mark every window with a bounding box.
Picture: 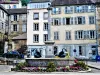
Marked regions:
[65,6,73,14]
[75,31,84,40]
[63,17,73,25]
[44,34,48,41]
[33,34,39,43]
[2,11,4,18]
[14,15,17,21]
[79,46,82,55]
[54,31,59,40]
[44,23,48,31]
[13,24,17,31]
[52,18,61,25]
[22,25,26,32]
[54,46,58,55]
[33,23,39,31]
[88,5,95,12]
[74,6,84,13]
[33,13,39,20]
[89,30,96,39]
[75,16,85,24]
[1,23,3,29]
[89,16,95,24]
[75,30,96,40]
[66,31,71,40]
[13,5,16,8]
[43,12,48,19]
[52,8,61,14]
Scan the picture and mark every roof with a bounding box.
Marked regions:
[12,33,27,40]
[51,0,100,6]
[7,8,27,14]
[29,0,50,3]
[0,5,9,14]
[0,0,19,4]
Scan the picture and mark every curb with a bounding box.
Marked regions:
[88,65,100,70]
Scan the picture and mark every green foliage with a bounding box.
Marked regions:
[16,62,28,70]
[46,62,56,72]
[76,61,89,70]
[21,0,29,6]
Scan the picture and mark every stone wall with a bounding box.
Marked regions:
[26,58,74,67]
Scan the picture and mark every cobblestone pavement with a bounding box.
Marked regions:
[0,71,100,75]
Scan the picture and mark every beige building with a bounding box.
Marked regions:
[50,0,100,59]
[7,8,27,51]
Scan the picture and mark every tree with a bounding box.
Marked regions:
[21,0,29,6]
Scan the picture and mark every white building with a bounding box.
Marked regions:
[0,0,22,9]
[27,0,50,58]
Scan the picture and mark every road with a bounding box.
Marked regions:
[0,68,100,75]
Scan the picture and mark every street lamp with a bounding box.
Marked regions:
[95,4,99,56]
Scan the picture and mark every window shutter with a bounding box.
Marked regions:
[59,18,61,25]
[94,16,95,24]
[63,18,66,25]
[65,7,67,14]
[84,31,86,39]
[59,8,61,14]
[11,15,13,21]
[94,31,96,39]
[11,25,14,32]
[75,17,77,25]
[71,6,73,13]
[17,25,19,31]
[75,31,77,40]
[87,31,90,39]
[51,18,53,25]
[70,17,73,25]
[17,15,19,21]
[82,17,85,24]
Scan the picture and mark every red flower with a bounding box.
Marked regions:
[74,59,78,63]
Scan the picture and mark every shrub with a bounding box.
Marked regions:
[16,62,28,70]
[75,61,89,70]
[46,62,56,72]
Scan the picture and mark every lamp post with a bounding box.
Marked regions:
[95,4,99,56]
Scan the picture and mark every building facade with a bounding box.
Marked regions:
[0,0,22,9]
[7,8,27,51]
[27,0,50,58]
[50,0,99,59]
[0,5,9,55]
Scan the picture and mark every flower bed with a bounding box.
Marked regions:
[13,59,90,72]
